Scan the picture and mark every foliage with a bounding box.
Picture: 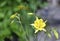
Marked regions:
[0,0,58,41]
[0,0,47,41]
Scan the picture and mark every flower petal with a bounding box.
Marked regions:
[30,24,34,26]
[42,29,46,32]
[36,16,39,20]
[39,19,43,22]
[45,20,47,23]
[35,30,39,33]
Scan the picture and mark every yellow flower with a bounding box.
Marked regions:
[18,5,29,10]
[31,17,46,33]
[10,13,17,19]
[18,5,25,10]
[27,13,33,15]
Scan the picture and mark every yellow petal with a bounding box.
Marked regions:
[39,22,46,28]
[39,19,43,22]
[36,16,39,20]
[30,24,34,26]
[45,20,47,23]
[42,29,46,32]
[35,30,39,33]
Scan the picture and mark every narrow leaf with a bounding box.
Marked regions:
[53,29,59,39]
[47,33,51,38]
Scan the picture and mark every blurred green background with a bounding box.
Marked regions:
[0,0,47,41]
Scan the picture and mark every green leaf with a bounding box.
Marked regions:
[53,29,59,39]
[16,0,21,3]
[0,1,7,7]
[0,38,4,41]
[29,3,37,12]
[0,12,4,18]
[47,33,51,38]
